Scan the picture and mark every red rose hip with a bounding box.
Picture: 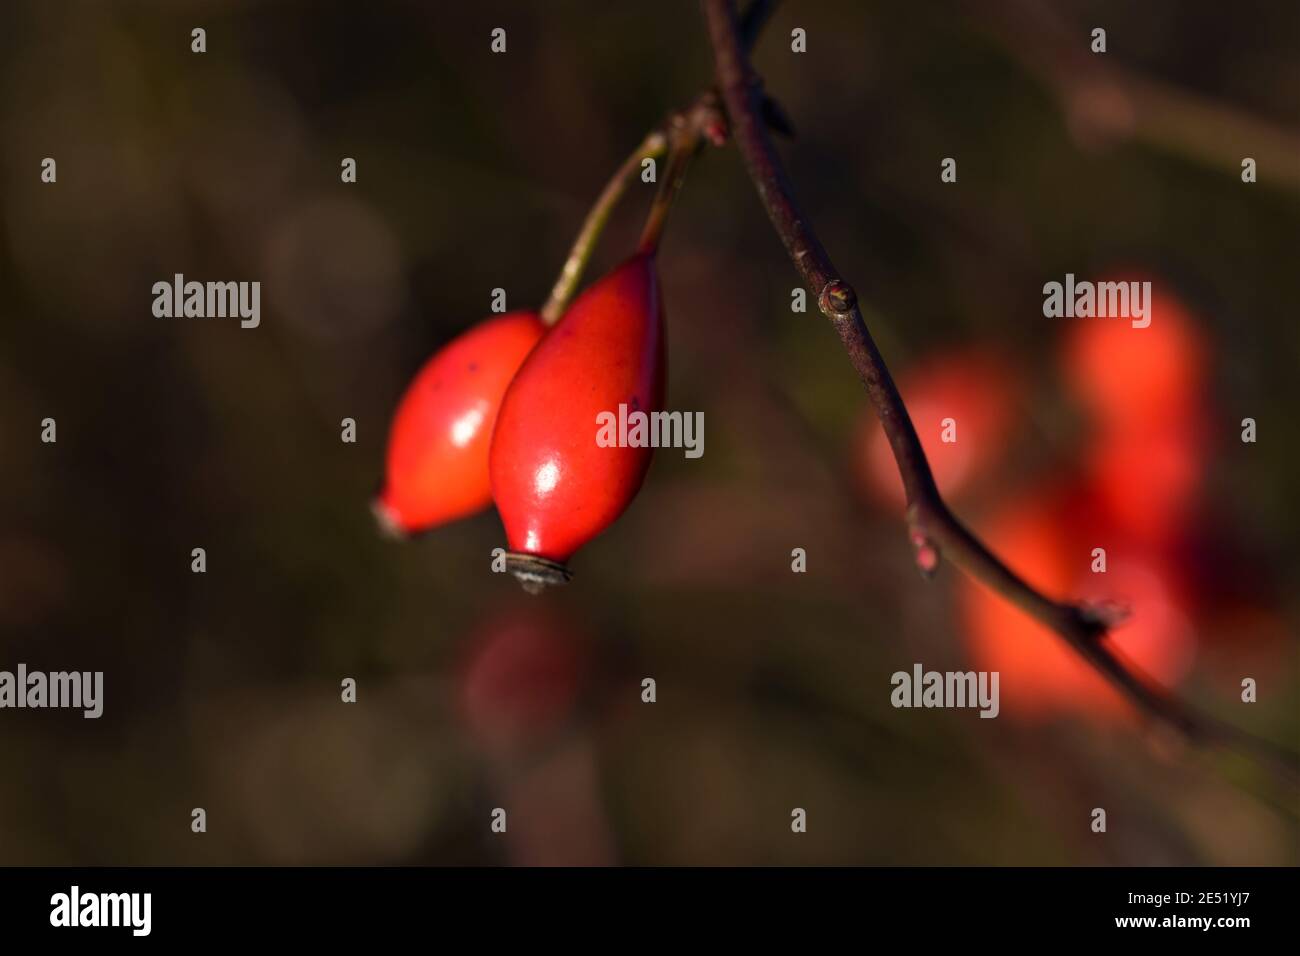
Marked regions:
[490,253,665,590]
[376,310,544,535]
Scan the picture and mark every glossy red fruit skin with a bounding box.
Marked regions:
[490,254,664,564]
[376,311,545,534]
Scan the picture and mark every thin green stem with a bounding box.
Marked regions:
[540,0,775,322]
[540,129,669,325]
[636,117,704,256]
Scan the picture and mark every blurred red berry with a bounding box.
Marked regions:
[1082,415,1208,546]
[376,311,544,534]
[459,609,587,754]
[958,484,1196,722]
[1199,605,1289,681]
[1061,278,1213,546]
[1060,278,1208,429]
[858,349,1020,509]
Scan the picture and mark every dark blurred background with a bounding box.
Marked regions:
[0,0,1296,864]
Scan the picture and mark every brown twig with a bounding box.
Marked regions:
[701,0,1297,783]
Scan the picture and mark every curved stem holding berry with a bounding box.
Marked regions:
[635,97,722,256]
[541,129,669,326]
[541,1,771,324]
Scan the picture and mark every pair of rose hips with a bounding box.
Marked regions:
[375,253,664,588]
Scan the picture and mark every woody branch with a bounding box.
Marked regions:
[700,0,1296,782]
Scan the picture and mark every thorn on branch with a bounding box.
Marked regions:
[1079,599,1131,632]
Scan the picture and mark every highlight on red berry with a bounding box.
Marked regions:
[489,254,665,591]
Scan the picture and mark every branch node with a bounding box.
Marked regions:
[818,280,857,316]
[1078,599,1130,635]
[908,527,941,578]
[703,115,730,147]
